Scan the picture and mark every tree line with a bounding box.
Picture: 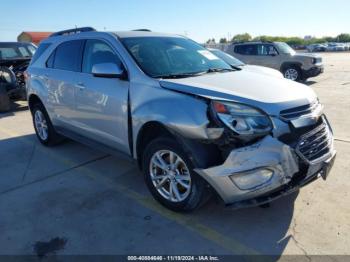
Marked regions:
[206,33,350,46]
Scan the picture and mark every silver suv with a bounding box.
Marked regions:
[228,42,324,81]
[27,28,336,212]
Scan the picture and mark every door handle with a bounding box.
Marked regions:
[77,82,86,90]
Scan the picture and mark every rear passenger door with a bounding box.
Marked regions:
[45,40,84,129]
[74,39,130,154]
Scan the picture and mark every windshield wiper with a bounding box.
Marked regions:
[156,71,208,79]
[206,68,235,73]
[156,68,235,79]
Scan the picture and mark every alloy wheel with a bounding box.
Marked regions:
[284,68,299,81]
[149,150,192,203]
[34,110,48,141]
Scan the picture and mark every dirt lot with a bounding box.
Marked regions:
[0,52,349,258]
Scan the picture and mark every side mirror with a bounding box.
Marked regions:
[92,63,124,78]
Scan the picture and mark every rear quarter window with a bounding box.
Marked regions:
[46,50,55,68]
[30,43,51,64]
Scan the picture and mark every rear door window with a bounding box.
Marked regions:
[234,45,258,55]
[53,40,84,72]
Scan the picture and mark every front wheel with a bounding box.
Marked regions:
[283,66,302,81]
[142,137,209,212]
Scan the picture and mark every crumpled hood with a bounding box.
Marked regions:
[160,70,318,116]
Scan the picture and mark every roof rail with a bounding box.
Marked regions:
[132,29,152,32]
[232,40,274,44]
[50,27,96,37]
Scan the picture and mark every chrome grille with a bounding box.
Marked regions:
[296,121,333,163]
[280,100,322,120]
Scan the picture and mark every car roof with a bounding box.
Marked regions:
[233,41,275,45]
[45,30,185,42]
[114,31,184,39]
[0,42,34,46]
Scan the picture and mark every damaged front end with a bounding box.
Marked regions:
[136,78,336,208]
[0,59,30,100]
[194,100,336,208]
[195,136,299,204]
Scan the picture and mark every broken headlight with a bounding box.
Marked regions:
[212,101,272,136]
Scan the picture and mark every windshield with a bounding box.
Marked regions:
[0,44,36,60]
[275,42,296,55]
[121,37,232,78]
[209,49,245,67]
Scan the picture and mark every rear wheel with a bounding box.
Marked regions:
[0,84,10,112]
[142,137,209,212]
[283,66,302,81]
[32,103,63,146]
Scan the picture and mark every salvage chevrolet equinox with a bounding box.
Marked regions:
[26,27,336,212]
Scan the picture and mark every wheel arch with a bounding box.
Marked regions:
[28,94,44,112]
[280,62,303,72]
[135,121,174,169]
[135,121,222,171]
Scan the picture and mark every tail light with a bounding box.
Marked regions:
[24,71,29,82]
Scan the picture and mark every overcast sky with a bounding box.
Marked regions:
[0,0,349,43]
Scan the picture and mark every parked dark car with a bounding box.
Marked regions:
[0,42,36,111]
[306,44,327,52]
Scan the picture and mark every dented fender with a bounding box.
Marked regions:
[130,81,224,158]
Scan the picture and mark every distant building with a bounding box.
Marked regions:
[304,35,313,40]
[17,32,52,45]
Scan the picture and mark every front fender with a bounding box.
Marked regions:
[132,91,210,139]
[130,83,224,159]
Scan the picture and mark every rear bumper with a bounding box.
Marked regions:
[302,65,324,79]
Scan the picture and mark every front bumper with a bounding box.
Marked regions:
[302,65,324,79]
[227,151,336,209]
[195,121,336,208]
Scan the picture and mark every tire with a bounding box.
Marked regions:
[283,66,302,81]
[0,66,16,86]
[0,84,11,112]
[31,103,63,146]
[142,137,209,212]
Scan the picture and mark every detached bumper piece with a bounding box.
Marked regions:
[227,151,336,209]
[195,118,336,209]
